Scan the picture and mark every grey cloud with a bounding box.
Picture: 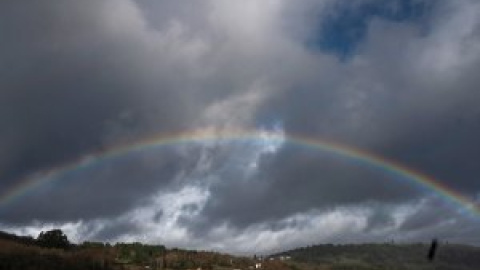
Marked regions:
[0,147,188,223]
[1,0,480,253]
[399,198,463,232]
[180,144,420,235]
[94,220,141,241]
[0,0,204,223]
[364,206,396,232]
[178,0,480,242]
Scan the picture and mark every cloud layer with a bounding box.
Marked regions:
[1,0,480,254]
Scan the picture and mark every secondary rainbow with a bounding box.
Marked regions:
[1,128,479,219]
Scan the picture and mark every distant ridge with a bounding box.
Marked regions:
[272,243,480,270]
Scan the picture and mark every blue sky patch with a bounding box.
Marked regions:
[313,0,434,59]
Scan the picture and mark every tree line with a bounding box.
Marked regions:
[0,229,255,270]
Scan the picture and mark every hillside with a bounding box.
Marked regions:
[2,230,480,270]
[0,230,254,270]
[272,243,480,270]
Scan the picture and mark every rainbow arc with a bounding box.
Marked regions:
[1,128,478,219]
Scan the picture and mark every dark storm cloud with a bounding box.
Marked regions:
[177,0,480,239]
[94,220,141,241]
[2,0,480,253]
[267,59,480,196]
[0,147,187,223]
[182,144,420,234]
[0,0,201,223]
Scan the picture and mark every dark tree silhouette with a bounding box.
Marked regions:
[37,229,71,249]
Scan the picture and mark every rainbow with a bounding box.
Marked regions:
[1,128,479,218]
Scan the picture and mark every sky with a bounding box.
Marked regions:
[1,0,480,254]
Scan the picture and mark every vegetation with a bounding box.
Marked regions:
[273,243,480,270]
[0,230,254,270]
[36,229,71,250]
[0,230,114,270]
[2,230,480,269]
